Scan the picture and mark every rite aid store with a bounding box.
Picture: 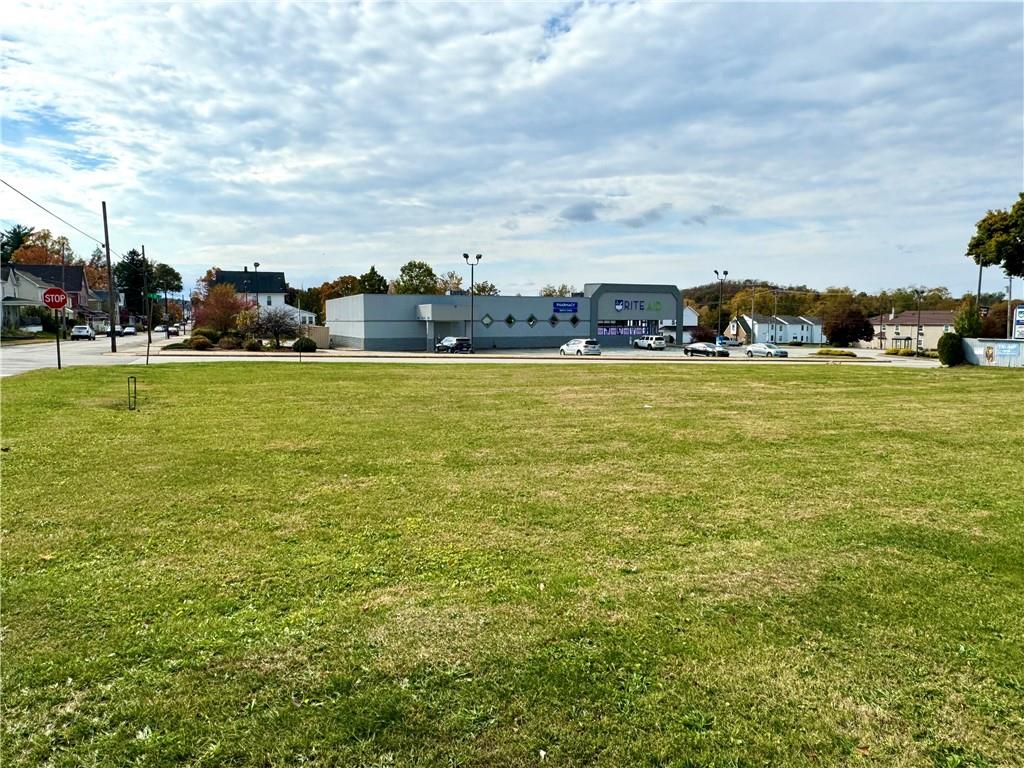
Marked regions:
[326,283,698,351]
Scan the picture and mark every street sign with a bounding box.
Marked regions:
[1014,305,1024,340]
[42,288,69,309]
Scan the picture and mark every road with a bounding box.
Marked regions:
[0,336,940,378]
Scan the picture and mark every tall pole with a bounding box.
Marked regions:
[463,253,481,350]
[773,288,779,343]
[143,245,152,358]
[1007,275,1014,339]
[915,290,923,355]
[60,241,67,340]
[102,201,117,352]
[976,262,983,311]
[750,288,755,344]
[254,262,261,319]
[713,269,727,337]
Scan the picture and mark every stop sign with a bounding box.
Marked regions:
[42,288,69,309]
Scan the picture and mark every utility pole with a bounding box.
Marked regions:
[60,241,67,340]
[463,253,482,350]
[914,289,924,355]
[750,288,755,344]
[102,201,117,352]
[143,245,152,362]
[773,288,779,343]
[1007,275,1014,339]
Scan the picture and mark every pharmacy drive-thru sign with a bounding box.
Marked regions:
[43,288,69,310]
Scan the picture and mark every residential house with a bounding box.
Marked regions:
[727,313,825,344]
[865,309,956,351]
[658,305,700,344]
[208,268,317,325]
[7,264,91,311]
[2,266,47,328]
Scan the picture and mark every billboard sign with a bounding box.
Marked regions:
[553,301,578,314]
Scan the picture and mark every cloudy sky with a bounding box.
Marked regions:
[2,1,1021,296]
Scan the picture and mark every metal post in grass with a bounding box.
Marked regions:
[463,253,481,351]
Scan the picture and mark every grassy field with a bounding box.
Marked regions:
[2,363,1022,767]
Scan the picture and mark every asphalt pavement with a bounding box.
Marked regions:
[0,336,940,378]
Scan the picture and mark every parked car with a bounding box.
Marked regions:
[746,343,789,358]
[70,325,96,340]
[168,325,180,336]
[684,342,729,357]
[434,336,473,353]
[154,325,167,333]
[633,335,667,350]
[559,338,601,356]
[122,326,137,335]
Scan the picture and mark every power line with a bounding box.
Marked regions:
[0,176,130,259]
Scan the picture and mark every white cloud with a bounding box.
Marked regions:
[1,1,1020,295]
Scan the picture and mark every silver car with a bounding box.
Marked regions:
[746,343,789,358]
[559,338,601,356]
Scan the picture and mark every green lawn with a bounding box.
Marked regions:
[2,363,1022,767]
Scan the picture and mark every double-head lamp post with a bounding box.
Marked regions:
[713,269,728,337]
[253,262,261,319]
[463,253,481,350]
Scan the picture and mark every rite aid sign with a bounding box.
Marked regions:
[42,288,69,309]
[614,298,663,313]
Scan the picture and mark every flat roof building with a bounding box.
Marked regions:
[327,283,699,351]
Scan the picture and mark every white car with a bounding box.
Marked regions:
[70,325,96,340]
[633,335,666,350]
[746,343,789,358]
[559,338,601,356]
[122,326,137,336]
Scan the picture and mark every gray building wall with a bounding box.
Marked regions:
[327,284,682,350]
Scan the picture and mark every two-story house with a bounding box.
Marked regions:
[208,268,316,325]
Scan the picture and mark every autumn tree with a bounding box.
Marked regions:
[436,270,464,294]
[84,247,109,289]
[10,229,78,266]
[540,283,575,297]
[394,260,439,294]
[472,280,499,296]
[194,283,246,334]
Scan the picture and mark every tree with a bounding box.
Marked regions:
[393,260,439,294]
[954,297,981,337]
[194,283,245,333]
[258,306,299,349]
[966,193,1024,279]
[10,229,78,265]
[822,301,874,347]
[472,280,499,296]
[357,265,388,294]
[84,247,109,290]
[1,224,34,264]
[540,283,575,297]
[436,270,464,294]
[152,263,183,326]
[113,249,155,314]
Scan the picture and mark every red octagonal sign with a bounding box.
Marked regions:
[42,288,69,309]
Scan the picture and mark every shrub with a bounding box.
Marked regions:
[292,336,317,353]
[217,336,239,350]
[897,349,918,357]
[192,327,221,343]
[243,338,263,352]
[788,341,803,346]
[937,332,964,367]
[189,336,213,350]
[815,348,856,357]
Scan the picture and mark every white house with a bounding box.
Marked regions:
[208,269,317,325]
[728,314,825,344]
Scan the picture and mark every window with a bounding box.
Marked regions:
[481,314,493,327]
[266,296,272,306]
[943,325,950,332]
[526,314,537,328]
[549,315,559,327]
[570,315,580,327]
[505,314,516,327]
[894,326,900,333]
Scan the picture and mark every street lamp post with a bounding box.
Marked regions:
[713,269,728,338]
[463,253,481,351]
[914,289,924,355]
[253,262,261,319]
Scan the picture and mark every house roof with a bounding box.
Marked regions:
[883,310,956,326]
[9,264,87,292]
[211,269,287,294]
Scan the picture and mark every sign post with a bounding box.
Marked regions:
[43,288,69,370]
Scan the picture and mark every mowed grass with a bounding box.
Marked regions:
[2,362,1022,767]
